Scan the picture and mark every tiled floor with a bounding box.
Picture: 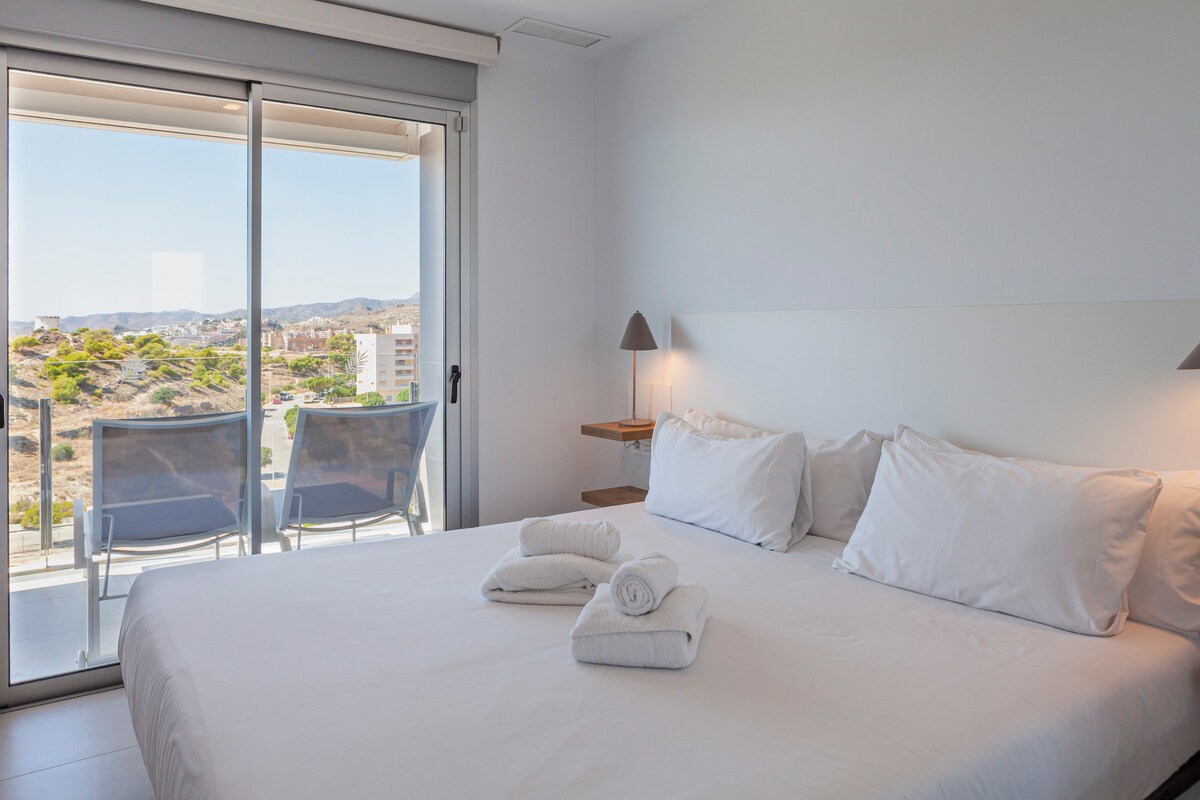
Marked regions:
[0,688,153,799]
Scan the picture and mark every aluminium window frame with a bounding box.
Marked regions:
[0,45,477,708]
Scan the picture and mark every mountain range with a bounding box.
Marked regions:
[9,295,420,333]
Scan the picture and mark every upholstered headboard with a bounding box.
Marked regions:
[670,301,1200,471]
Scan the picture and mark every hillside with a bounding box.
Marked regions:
[10,294,420,333]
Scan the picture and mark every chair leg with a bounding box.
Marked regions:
[102,546,114,601]
[352,520,357,542]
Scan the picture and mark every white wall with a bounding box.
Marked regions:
[474,40,600,524]
[593,0,1200,487]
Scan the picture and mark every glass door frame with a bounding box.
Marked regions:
[0,47,475,707]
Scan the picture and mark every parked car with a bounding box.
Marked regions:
[271,396,282,405]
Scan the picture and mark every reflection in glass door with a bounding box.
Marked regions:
[6,70,248,682]
[259,98,448,549]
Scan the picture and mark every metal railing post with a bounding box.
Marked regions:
[38,398,52,558]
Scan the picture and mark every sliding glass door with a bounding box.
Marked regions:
[258,93,451,545]
[1,52,465,705]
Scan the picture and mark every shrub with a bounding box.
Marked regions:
[395,388,410,403]
[261,446,273,467]
[10,335,38,350]
[154,364,180,379]
[358,391,385,407]
[20,500,73,529]
[44,345,90,379]
[51,376,80,403]
[9,499,32,525]
[50,442,74,462]
[284,406,299,436]
[149,387,176,406]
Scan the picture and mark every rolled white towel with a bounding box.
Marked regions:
[518,518,621,561]
[570,583,709,669]
[481,547,631,606]
[610,552,679,616]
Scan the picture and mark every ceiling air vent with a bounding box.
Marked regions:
[505,18,608,48]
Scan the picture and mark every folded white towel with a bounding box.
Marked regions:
[570,583,709,669]
[610,552,679,616]
[518,518,621,561]
[481,547,631,606]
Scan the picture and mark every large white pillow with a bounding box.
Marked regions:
[682,410,883,541]
[1127,471,1200,637]
[681,409,813,541]
[806,430,884,542]
[646,413,808,552]
[896,426,1200,637]
[835,440,1161,636]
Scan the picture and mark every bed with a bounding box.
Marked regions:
[121,300,1200,799]
[120,502,1200,800]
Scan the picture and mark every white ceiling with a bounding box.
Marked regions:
[327,0,711,49]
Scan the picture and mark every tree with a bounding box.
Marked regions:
[289,355,321,375]
[51,442,75,462]
[261,446,273,468]
[358,391,385,407]
[327,333,355,353]
[300,375,335,393]
[51,376,80,403]
[284,406,299,437]
[149,387,176,406]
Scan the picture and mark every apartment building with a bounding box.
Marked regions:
[353,323,419,402]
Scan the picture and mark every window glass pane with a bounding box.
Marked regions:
[7,71,247,681]
[260,100,446,552]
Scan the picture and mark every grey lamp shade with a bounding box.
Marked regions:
[619,311,658,351]
[1180,342,1200,370]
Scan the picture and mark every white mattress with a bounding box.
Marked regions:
[120,504,1200,800]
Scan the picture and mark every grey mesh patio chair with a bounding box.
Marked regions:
[277,402,436,549]
[72,411,248,667]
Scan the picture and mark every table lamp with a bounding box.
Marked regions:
[618,311,658,427]
[1181,343,1200,371]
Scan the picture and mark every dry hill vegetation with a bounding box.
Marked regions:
[6,302,418,528]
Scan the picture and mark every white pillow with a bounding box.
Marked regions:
[682,408,771,440]
[680,409,813,541]
[646,413,808,552]
[1127,471,1200,637]
[681,409,883,541]
[896,426,1200,637]
[835,441,1161,636]
[806,430,884,542]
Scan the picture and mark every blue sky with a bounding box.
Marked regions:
[8,120,421,321]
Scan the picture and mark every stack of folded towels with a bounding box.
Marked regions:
[480,518,629,605]
[570,552,710,670]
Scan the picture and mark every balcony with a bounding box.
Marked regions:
[7,348,437,684]
[9,518,423,683]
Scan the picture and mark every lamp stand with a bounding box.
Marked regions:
[618,350,653,427]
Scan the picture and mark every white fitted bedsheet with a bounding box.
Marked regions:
[119,504,1200,800]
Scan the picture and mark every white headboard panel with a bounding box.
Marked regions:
[671,301,1200,471]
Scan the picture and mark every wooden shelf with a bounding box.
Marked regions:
[581,421,655,442]
[582,485,649,507]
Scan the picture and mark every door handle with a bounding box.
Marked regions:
[449,365,461,404]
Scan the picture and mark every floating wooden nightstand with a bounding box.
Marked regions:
[581,420,654,507]
[580,421,654,442]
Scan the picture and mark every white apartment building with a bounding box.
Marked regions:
[354,323,419,402]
